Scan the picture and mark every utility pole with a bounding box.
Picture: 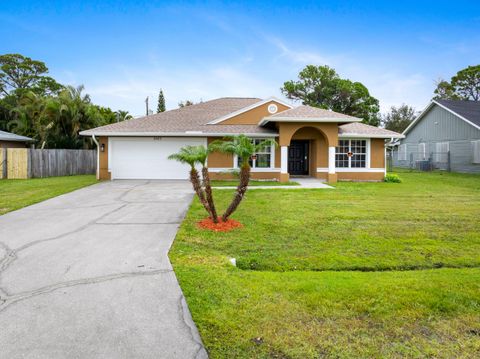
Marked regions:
[145,96,149,116]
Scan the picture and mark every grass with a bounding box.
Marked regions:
[170,169,480,358]
[0,175,97,215]
[211,180,299,187]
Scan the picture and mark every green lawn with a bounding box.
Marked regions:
[170,170,480,358]
[211,180,299,187]
[0,175,97,215]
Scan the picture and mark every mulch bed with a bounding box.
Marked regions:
[197,217,243,232]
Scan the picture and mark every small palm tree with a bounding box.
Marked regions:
[210,135,277,222]
[168,145,218,223]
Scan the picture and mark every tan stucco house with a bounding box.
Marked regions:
[80,97,404,183]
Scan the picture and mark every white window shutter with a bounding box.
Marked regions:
[398,144,407,161]
[472,140,480,164]
[418,143,426,160]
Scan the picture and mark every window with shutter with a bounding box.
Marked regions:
[398,144,407,161]
[472,140,480,164]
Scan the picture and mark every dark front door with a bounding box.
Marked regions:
[288,140,309,175]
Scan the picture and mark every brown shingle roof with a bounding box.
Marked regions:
[80,97,276,136]
[262,105,361,122]
[339,123,404,138]
[80,97,403,138]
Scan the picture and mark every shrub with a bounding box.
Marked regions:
[384,173,402,183]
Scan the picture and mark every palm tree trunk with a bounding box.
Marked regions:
[222,163,250,222]
[190,168,211,217]
[202,167,218,223]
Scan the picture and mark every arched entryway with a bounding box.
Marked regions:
[277,122,339,183]
[288,126,328,177]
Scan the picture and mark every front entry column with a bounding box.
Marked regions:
[280,145,290,182]
[328,146,338,183]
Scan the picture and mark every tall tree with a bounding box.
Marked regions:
[0,53,63,97]
[157,89,166,113]
[281,65,380,126]
[381,104,416,133]
[434,65,480,101]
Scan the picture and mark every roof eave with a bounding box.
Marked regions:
[79,131,279,137]
[259,117,362,126]
[206,97,293,125]
[339,133,405,139]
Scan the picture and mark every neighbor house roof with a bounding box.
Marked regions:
[435,99,480,128]
[339,123,404,138]
[80,97,278,137]
[403,99,480,135]
[259,105,362,125]
[0,130,33,142]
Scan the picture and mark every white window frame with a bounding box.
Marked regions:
[398,144,407,161]
[233,138,275,169]
[472,140,480,164]
[335,138,370,169]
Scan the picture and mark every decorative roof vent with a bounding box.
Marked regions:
[267,104,278,114]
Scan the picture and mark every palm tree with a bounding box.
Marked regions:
[115,110,133,122]
[210,135,277,222]
[168,145,218,222]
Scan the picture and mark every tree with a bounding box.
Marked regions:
[434,65,480,101]
[281,65,380,126]
[178,100,194,108]
[0,53,63,97]
[115,110,133,122]
[157,89,166,113]
[168,145,218,222]
[381,104,416,133]
[210,135,277,222]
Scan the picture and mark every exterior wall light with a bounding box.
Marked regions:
[100,143,105,152]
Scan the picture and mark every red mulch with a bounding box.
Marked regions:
[197,217,243,232]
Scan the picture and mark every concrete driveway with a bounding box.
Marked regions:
[0,180,207,359]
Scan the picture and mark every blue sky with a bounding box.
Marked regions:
[1,1,479,116]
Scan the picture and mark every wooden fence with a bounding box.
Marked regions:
[1,148,96,179]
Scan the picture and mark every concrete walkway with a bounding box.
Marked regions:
[213,177,334,189]
[0,180,208,359]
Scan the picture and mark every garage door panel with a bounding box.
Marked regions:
[111,137,206,179]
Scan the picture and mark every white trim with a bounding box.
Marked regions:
[281,146,288,174]
[209,167,281,173]
[259,117,362,126]
[80,131,278,138]
[328,146,336,174]
[107,137,112,172]
[92,134,100,180]
[403,100,480,136]
[339,133,404,139]
[366,139,371,169]
[207,97,293,125]
[317,167,385,173]
[384,145,387,176]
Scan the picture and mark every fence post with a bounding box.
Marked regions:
[0,148,6,179]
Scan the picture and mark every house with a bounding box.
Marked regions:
[392,99,480,173]
[0,130,33,149]
[80,97,403,183]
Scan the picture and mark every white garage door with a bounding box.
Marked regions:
[110,137,207,179]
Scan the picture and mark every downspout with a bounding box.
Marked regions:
[92,134,100,180]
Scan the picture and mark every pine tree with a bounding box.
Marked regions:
[157,89,166,113]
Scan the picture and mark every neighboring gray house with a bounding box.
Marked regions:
[392,99,480,173]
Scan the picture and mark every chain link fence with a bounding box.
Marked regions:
[389,150,451,172]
